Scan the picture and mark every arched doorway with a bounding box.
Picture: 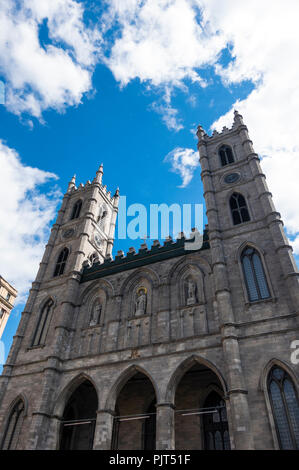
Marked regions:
[112,372,157,450]
[59,380,98,450]
[174,363,230,450]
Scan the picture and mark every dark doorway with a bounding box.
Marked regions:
[203,391,230,450]
[60,380,98,450]
[175,363,230,449]
[112,372,156,450]
[143,400,156,450]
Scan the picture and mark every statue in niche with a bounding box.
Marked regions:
[186,278,197,306]
[90,300,102,326]
[135,287,147,315]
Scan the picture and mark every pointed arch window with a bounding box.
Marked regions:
[230,193,250,225]
[241,247,270,302]
[219,145,234,166]
[268,366,299,449]
[98,207,108,230]
[54,247,69,277]
[71,200,82,220]
[1,399,25,449]
[32,299,54,347]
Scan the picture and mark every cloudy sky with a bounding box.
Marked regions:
[1,0,299,357]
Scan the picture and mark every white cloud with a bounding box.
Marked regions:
[104,0,299,251]
[0,140,61,301]
[103,0,222,87]
[202,0,299,253]
[164,147,199,187]
[0,0,101,118]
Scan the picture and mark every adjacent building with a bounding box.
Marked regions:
[0,277,17,339]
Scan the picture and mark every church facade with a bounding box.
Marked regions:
[0,111,298,450]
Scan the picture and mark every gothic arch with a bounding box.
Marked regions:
[165,355,228,404]
[119,267,160,297]
[259,358,299,393]
[199,383,225,408]
[0,395,27,450]
[120,268,159,318]
[53,373,99,419]
[3,394,28,419]
[167,256,212,285]
[30,296,56,347]
[236,241,273,302]
[260,358,299,450]
[105,364,160,411]
[227,191,251,226]
[171,262,207,308]
[79,278,114,306]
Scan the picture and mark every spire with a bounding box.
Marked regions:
[94,163,104,184]
[67,174,76,192]
[196,124,206,144]
[113,187,120,208]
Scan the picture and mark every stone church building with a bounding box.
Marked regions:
[0,111,298,450]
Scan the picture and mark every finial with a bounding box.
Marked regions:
[114,187,120,197]
[233,109,244,126]
[94,163,104,184]
[196,124,206,143]
[67,174,76,192]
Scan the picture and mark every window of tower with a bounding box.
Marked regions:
[219,145,234,166]
[241,247,270,302]
[31,298,54,347]
[71,200,82,220]
[229,193,250,225]
[53,247,69,277]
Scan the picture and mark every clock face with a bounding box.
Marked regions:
[224,172,240,184]
[94,232,102,248]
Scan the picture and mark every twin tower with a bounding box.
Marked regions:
[0,112,298,450]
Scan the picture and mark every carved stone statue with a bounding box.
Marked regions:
[186,279,197,306]
[135,288,147,315]
[90,301,102,326]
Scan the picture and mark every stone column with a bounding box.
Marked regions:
[93,410,115,450]
[155,403,175,450]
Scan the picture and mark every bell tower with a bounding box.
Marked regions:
[196,110,299,450]
[38,163,119,283]
[0,164,120,448]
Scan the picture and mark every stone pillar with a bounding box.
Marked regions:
[93,410,115,450]
[155,403,175,450]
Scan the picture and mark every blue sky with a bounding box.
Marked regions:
[0,0,299,366]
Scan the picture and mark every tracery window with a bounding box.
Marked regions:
[241,246,270,302]
[71,200,82,220]
[32,299,54,347]
[219,145,234,166]
[1,400,25,450]
[230,193,250,225]
[268,366,299,449]
[53,247,69,277]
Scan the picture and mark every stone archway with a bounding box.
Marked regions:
[59,380,98,450]
[112,371,157,450]
[174,362,230,450]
